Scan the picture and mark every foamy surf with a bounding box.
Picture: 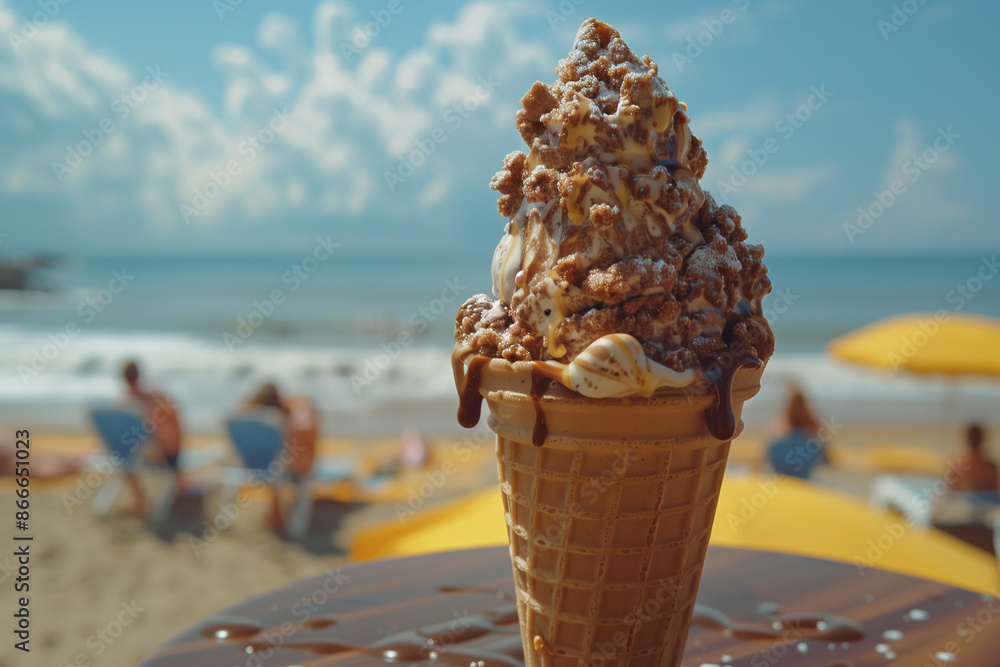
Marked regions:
[1,325,997,437]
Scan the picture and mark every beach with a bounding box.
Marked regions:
[3,418,988,667]
[4,432,503,667]
[2,251,998,666]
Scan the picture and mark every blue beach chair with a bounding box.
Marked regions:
[216,409,290,527]
[88,408,149,517]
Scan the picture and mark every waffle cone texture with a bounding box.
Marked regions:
[478,359,764,667]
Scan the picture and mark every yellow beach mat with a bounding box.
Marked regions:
[350,475,1000,595]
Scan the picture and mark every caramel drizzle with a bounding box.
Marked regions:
[529,367,550,447]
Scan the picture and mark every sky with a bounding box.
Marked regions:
[0,0,997,259]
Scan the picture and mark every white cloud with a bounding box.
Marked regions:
[695,95,780,136]
[836,118,969,249]
[664,5,759,47]
[257,12,300,51]
[715,137,750,170]
[739,165,835,200]
[0,19,129,119]
[0,0,551,235]
[878,118,966,222]
[879,117,958,191]
[417,176,450,209]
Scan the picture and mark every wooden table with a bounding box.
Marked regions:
[139,546,1000,666]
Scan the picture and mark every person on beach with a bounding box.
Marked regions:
[765,385,829,480]
[948,424,999,494]
[241,382,320,531]
[121,360,185,514]
[374,427,431,476]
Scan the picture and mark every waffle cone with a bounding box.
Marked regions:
[477,359,764,667]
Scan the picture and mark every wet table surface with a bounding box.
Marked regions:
[139,546,1000,666]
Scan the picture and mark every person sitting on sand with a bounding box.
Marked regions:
[242,382,320,531]
[765,385,829,480]
[948,424,999,493]
[121,360,185,514]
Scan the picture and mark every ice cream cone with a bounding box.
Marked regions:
[476,357,764,667]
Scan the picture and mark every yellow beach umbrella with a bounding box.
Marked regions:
[828,312,1000,377]
[350,476,1000,595]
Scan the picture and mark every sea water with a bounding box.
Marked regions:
[0,251,997,436]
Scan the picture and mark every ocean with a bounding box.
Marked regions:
[1,251,998,436]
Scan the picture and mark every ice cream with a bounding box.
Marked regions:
[455,18,773,438]
[453,18,773,667]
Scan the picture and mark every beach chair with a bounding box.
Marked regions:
[88,408,150,517]
[869,473,939,528]
[89,407,188,523]
[216,409,289,527]
[870,473,1000,554]
[286,454,357,540]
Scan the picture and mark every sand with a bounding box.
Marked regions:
[1,421,986,667]
[1,433,497,667]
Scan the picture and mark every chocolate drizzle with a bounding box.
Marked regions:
[529,367,550,447]
[455,346,760,444]
[453,348,488,429]
[704,355,760,440]
[452,348,551,446]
